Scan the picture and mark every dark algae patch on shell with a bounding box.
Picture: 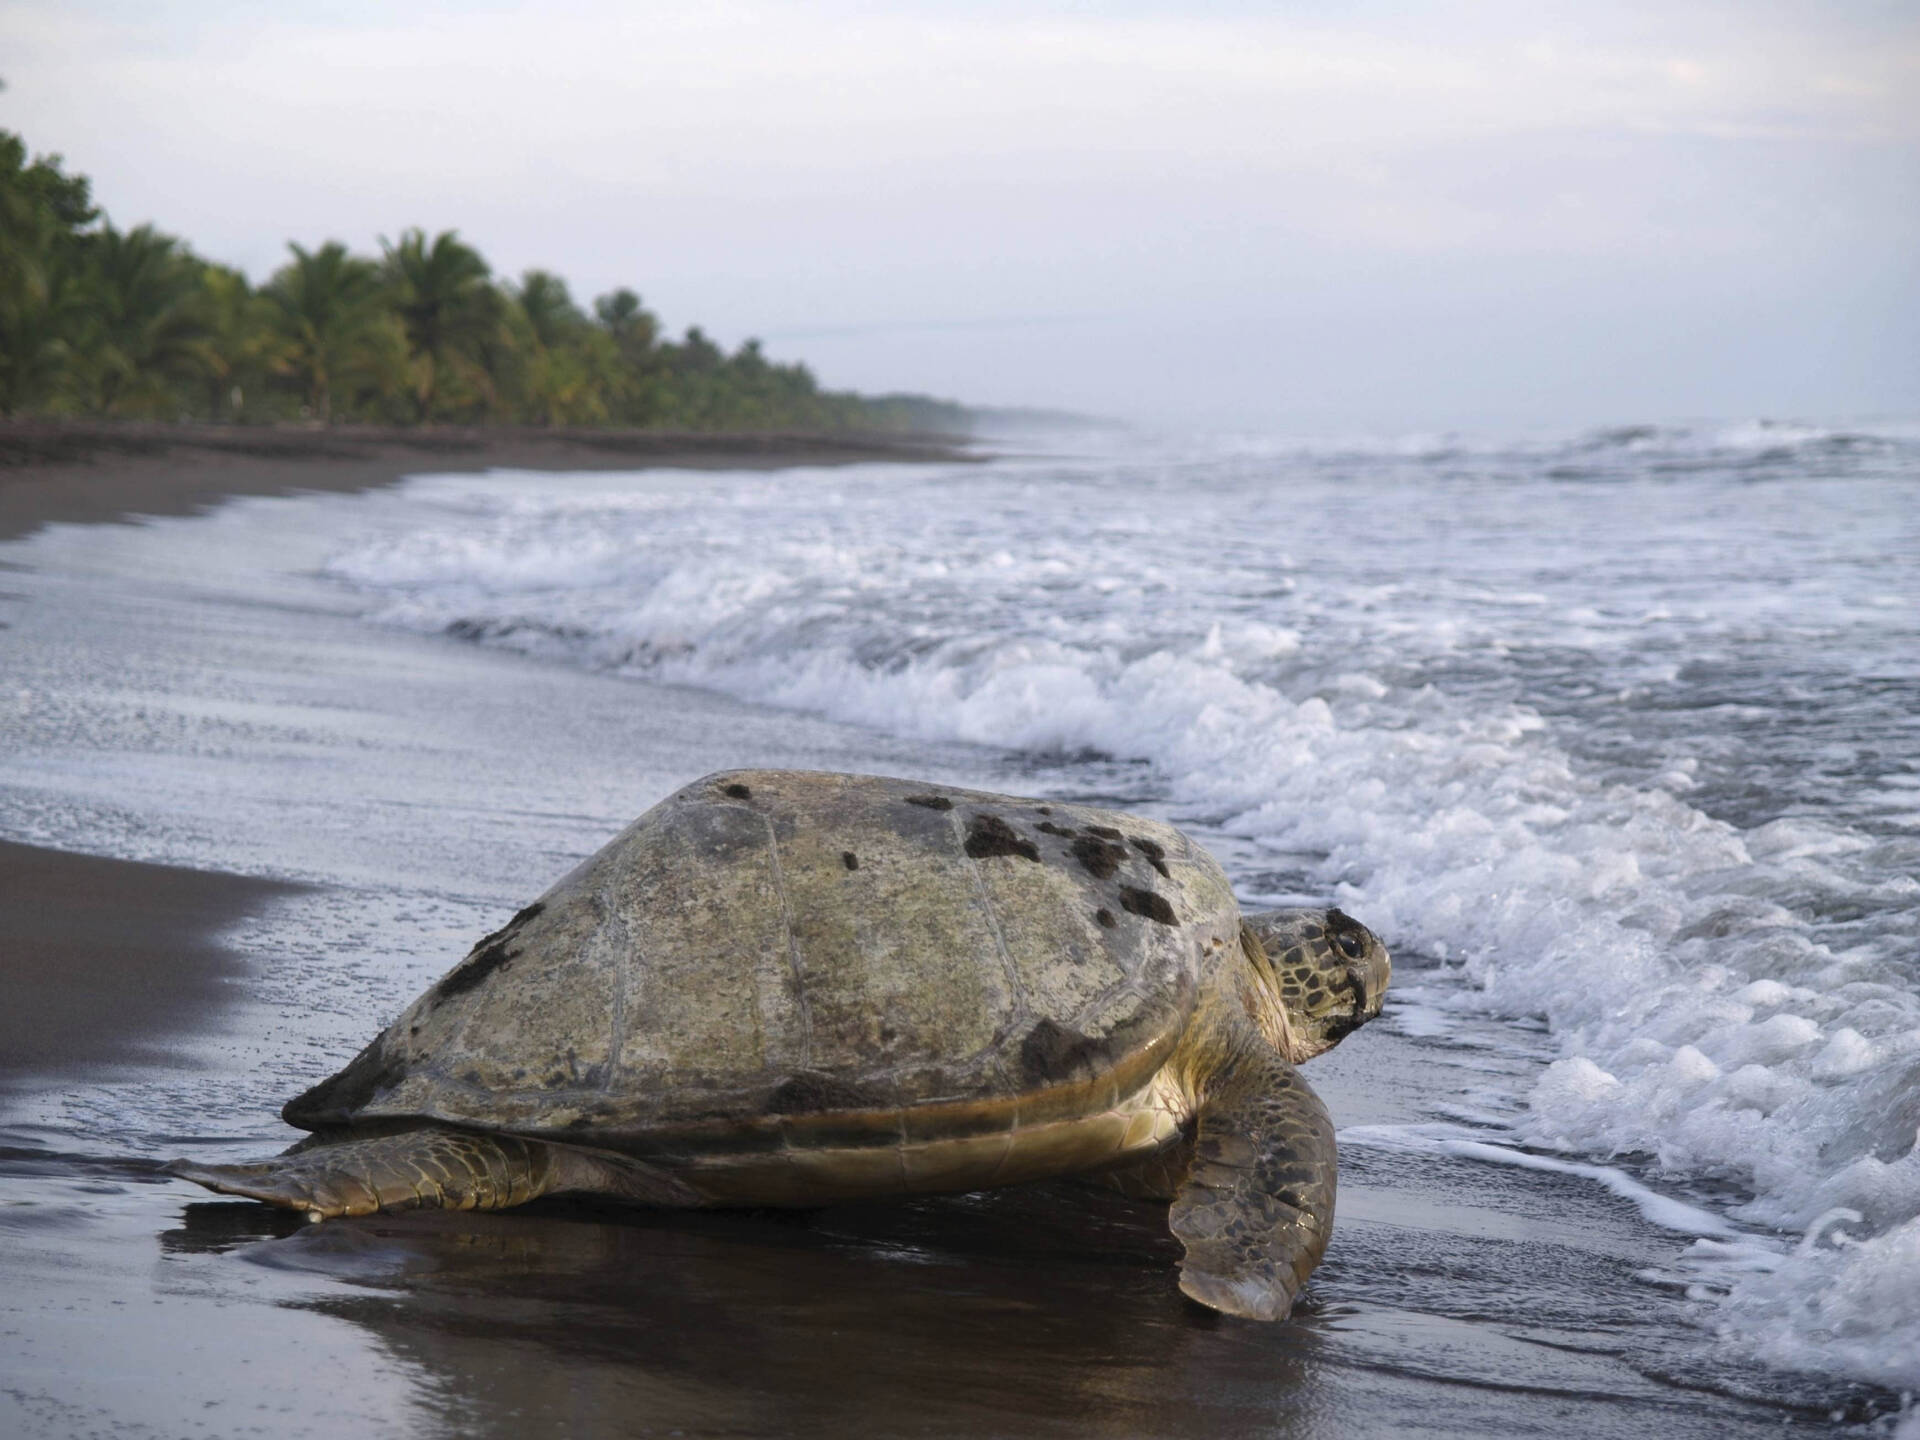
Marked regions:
[765,1072,889,1115]
[1018,1017,1109,1085]
[964,813,1040,863]
[904,794,953,811]
[1070,833,1129,879]
[842,851,860,871]
[432,902,545,1001]
[1118,886,1177,926]
[722,782,752,800]
[434,941,515,1000]
[1129,837,1170,877]
[281,1038,410,1126]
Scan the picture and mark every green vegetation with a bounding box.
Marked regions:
[0,128,968,432]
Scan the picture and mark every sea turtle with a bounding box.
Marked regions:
[169,770,1390,1320]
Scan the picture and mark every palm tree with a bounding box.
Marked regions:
[506,271,607,425]
[0,131,95,414]
[592,287,660,424]
[380,228,497,422]
[513,269,586,350]
[264,241,383,422]
[72,223,214,415]
[0,216,83,415]
[593,287,657,357]
[195,262,278,420]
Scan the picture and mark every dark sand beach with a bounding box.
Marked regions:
[0,421,970,542]
[0,432,1899,1438]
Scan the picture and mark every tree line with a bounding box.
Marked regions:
[0,129,966,433]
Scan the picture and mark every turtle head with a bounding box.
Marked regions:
[1242,907,1391,1061]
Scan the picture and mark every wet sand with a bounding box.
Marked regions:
[0,840,298,1087]
[0,443,1897,1438]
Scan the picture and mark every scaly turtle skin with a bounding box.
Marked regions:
[169,770,1390,1320]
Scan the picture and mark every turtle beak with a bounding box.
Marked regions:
[1358,937,1391,1018]
[1328,942,1390,1041]
[1320,967,1374,1043]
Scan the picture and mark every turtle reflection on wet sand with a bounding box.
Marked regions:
[170,770,1390,1320]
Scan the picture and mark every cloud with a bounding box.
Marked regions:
[3,0,1914,425]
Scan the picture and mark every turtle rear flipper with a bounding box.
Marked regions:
[165,1128,700,1221]
[1170,1041,1336,1321]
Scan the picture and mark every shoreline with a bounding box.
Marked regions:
[0,420,976,541]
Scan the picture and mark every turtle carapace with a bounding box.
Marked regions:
[168,770,1391,1321]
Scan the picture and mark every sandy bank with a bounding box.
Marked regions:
[0,421,974,541]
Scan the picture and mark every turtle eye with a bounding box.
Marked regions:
[1335,930,1365,960]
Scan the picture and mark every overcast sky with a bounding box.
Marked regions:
[4,0,1915,431]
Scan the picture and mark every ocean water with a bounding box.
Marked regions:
[313,419,1920,1395]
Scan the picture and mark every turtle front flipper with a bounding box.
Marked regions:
[165,1127,700,1221]
[1169,1046,1337,1321]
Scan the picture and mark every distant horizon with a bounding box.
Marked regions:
[5,0,1915,431]
[977,410,1920,447]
